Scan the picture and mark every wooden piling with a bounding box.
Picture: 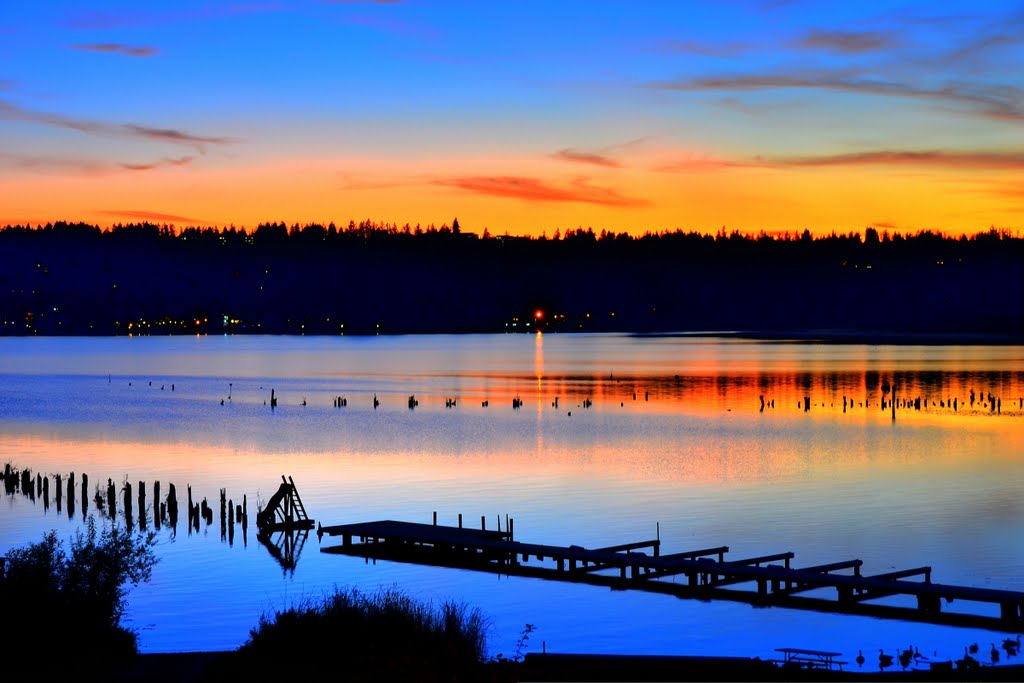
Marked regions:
[139,481,148,529]
[168,482,178,528]
[123,480,133,523]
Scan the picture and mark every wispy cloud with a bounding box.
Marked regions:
[120,156,194,171]
[0,154,110,175]
[550,148,621,168]
[654,155,756,173]
[656,39,754,58]
[98,209,203,224]
[649,147,1024,173]
[1,153,194,175]
[793,29,897,53]
[0,99,236,152]
[435,176,647,207]
[649,72,1024,122]
[71,43,158,57]
[769,148,1024,169]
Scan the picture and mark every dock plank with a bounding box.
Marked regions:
[318,519,1024,631]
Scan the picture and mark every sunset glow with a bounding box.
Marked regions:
[3,1,1024,237]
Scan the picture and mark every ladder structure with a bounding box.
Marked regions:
[257,476,314,532]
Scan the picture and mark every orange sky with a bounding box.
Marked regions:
[3,2,1024,237]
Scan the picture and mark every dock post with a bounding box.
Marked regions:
[139,481,146,530]
[433,511,437,526]
[917,594,940,613]
[481,515,486,531]
[458,513,463,529]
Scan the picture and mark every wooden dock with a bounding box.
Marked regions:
[318,518,1024,632]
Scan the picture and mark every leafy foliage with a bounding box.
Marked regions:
[0,517,157,662]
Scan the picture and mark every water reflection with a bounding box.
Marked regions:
[257,528,308,574]
[2,335,1023,660]
[1,462,257,555]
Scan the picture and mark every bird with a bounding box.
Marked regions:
[1003,635,1021,657]
[879,649,894,671]
[856,650,865,668]
[913,646,925,662]
[898,647,913,670]
[957,647,978,671]
[968,642,979,655]
[990,643,1000,665]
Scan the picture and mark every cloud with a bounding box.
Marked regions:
[0,99,236,151]
[650,147,1024,174]
[648,72,1024,122]
[119,156,194,171]
[656,39,754,58]
[793,30,897,53]
[550,148,621,168]
[71,43,158,57]
[769,149,1024,169]
[655,154,757,173]
[435,176,647,207]
[1,153,195,175]
[98,209,203,224]
[0,154,111,175]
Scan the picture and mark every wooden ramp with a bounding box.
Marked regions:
[257,476,314,532]
[318,518,1024,632]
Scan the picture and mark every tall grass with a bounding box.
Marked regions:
[229,585,490,680]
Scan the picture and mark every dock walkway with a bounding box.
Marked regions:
[318,518,1024,631]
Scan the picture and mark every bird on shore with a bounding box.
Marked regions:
[957,648,979,671]
[898,647,913,670]
[1003,635,1020,657]
[879,649,893,671]
[990,643,1000,665]
[856,650,865,668]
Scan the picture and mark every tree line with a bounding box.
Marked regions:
[1,220,1021,337]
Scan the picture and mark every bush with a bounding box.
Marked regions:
[0,517,157,663]
[227,585,491,681]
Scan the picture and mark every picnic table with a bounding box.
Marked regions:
[775,647,847,671]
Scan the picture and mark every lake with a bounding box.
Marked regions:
[1,333,1022,667]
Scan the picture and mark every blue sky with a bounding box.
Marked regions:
[3,1,1023,234]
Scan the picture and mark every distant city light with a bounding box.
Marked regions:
[535,309,543,320]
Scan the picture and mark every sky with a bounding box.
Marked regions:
[2,0,1023,237]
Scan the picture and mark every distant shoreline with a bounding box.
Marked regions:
[631,329,1024,345]
[5,329,1021,346]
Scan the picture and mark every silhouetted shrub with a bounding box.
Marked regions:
[0,517,157,663]
[226,585,490,681]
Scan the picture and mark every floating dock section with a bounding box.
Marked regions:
[318,518,1024,632]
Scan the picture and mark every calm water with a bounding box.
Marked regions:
[1,334,1023,666]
